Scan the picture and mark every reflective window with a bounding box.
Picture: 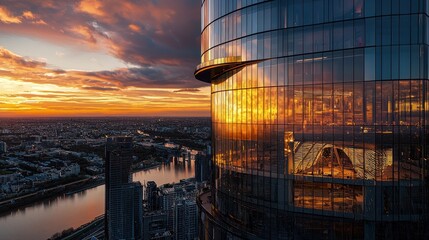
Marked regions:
[202,1,429,238]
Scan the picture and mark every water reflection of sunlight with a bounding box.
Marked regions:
[0,161,195,240]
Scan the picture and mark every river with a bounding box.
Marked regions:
[0,160,195,240]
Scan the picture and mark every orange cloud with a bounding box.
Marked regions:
[0,1,206,117]
[22,11,35,19]
[77,0,105,17]
[0,6,21,24]
[70,25,96,43]
[0,0,200,66]
[0,47,46,69]
[33,19,47,25]
[128,24,140,33]
[0,47,210,117]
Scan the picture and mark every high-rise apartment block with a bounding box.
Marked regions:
[195,150,211,183]
[196,0,429,239]
[146,180,198,240]
[105,137,143,240]
[174,199,198,240]
[146,181,160,211]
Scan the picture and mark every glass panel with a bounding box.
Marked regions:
[365,18,375,46]
[365,47,376,81]
[400,46,411,79]
[333,22,344,50]
[400,15,411,45]
[382,46,391,80]
[333,51,343,83]
[344,50,354,82]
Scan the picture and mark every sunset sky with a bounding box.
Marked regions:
[0,0,209,117]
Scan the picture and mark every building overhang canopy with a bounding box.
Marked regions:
[194,57,260,83]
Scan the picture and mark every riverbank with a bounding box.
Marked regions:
[0,163,162,215]
[0,159,194,240]
[132,162,162,173]
[49,215,105,240]
[0,177,102,215]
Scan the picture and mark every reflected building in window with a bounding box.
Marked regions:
[195,0,429,239]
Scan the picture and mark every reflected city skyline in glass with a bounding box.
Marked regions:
[196,0,429,239]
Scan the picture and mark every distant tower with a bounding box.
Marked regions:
[184,200,198,240]
[174,200,185,240]
[174,199,198,240]
[195,152,210,183]
[105,136,143,240]
[0,141,7,154]
[145,181,159,211]
[160,187,176,231]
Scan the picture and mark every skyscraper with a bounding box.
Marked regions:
[195,151,210,183]
[183,200,198,240]
[146,181,159,211]
[174,199,198,240]
[105,136,143,240]
[195,1,429,239]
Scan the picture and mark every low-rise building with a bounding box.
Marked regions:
[0,173,21,184]
[60,163,80,177]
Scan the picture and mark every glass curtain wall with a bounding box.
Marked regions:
[196,0,429,239]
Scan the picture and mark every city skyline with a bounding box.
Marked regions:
[0,0,210,117]
[0,117,208,239]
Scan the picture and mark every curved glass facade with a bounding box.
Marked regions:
[196,0,429,239]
